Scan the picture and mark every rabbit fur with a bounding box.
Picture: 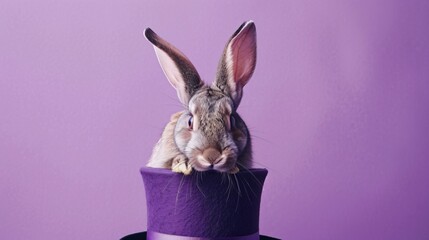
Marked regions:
[144,21,257,175]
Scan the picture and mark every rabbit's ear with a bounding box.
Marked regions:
[213,21,256,108]
[144,28,204,105]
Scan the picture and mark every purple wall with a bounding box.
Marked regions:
[1,1,428,239]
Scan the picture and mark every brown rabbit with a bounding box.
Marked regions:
[144,21,257,175]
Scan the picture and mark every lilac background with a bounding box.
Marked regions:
[1,1,428,239]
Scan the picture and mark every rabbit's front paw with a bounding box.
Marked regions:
[228,166,240,174]
[171,155,192,175]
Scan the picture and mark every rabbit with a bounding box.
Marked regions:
[144,20,257,175]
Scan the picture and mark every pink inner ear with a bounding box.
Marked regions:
[230,24,256,86]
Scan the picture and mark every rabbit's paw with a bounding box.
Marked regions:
[172,156,192,175]
[228,166,240,174]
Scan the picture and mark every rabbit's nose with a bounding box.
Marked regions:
[203,148,221,164]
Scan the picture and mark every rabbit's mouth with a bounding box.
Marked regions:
[189,147,238,173]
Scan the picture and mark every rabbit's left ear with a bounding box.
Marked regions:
[213,21,257,109]
[144,28,204,105]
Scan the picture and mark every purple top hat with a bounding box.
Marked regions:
[140,168,268,240]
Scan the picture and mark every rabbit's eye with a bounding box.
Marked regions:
[230,116,236,129]
[188,116,194,130]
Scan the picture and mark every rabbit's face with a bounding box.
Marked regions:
[174,87,249,173]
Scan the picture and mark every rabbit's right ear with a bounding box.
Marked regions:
[144,28,204,105]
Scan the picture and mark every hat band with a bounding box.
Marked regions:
[147,231,259,240]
